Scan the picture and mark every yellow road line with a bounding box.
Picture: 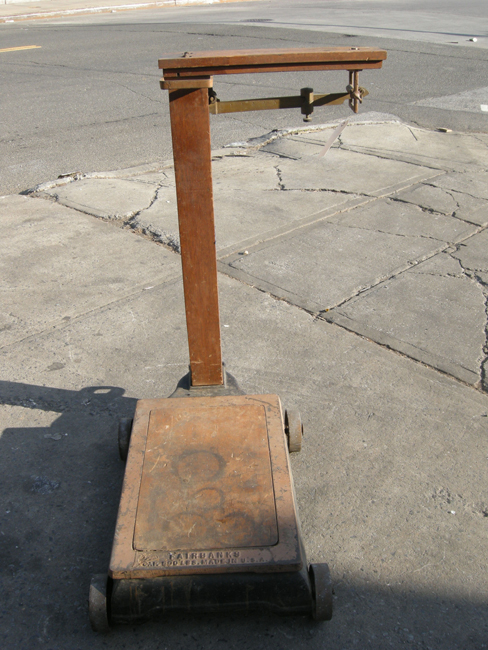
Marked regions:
[0,45,41,53]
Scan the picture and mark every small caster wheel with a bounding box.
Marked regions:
[309,563,333,621]
[89,574,110,633]
[118,418,133,461]
[284,408,303,453]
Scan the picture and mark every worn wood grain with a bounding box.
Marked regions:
[169,86,223,387]
[159,46,387,77]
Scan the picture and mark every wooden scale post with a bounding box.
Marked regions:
[89,47,386,631]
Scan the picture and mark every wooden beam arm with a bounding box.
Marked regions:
[159,46,387,77]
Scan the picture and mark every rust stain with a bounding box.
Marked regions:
[109,395,302,578]
[134,403,278,551]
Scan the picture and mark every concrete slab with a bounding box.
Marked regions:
[0,0,257,21]
[451,228,488,273]
[125,182,180,251]
[324,251,486,386]
[455,202,488,227]
[0,277,188,396]
[393,181,488,226]
[42,177,160,220]
[224,195,474,312]
[431,170,488,201]
[294,122,419,152]
[327,196,477,242]
[259,135,326,160]
[393,183,460,215]
[212,154,282,191]
[335,123,488,170]
[0,194,180,348]
[214,190,355,254]
[137,186,361,255]
[274,146,438,196]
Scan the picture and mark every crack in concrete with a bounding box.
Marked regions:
[477,285,488,391]
[123,182,181,253]
[411,270,465,279]
[325,218,450,244]
[438,187,479,226]
[301,189,365,196]
[408,128,419,142]
[275,166,285,191]
[449,229,488,273]
[337,144,446,172]
[126,181,162,221]
[270,186,371,197]
[316,310,480,392]
[31,181,182,255]
[264,151,302,161]
[471,135,488,150]
[425,182,488,204]
[273,167,372,197]
[446,245,488,391]
[315,244,456,315]
[389,194,455,218]
[392,183,488,227]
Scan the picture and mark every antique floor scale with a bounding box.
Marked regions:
[89,47,386,631]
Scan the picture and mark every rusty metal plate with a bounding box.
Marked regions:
[110,395,302,578]
[134,403,278,551]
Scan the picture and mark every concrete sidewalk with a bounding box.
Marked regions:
[0,0,258,23]
[1,116,488,649]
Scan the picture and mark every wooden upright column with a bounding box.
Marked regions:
[168,84,223,387]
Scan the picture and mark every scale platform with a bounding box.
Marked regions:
[96,394,332,625]
[111,394,301,577]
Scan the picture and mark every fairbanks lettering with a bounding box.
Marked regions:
[137,550,266,568]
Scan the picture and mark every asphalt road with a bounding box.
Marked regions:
[1,2,487,195]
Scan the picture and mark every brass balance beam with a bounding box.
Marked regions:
[160,47,385,119]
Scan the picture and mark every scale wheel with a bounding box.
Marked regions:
[89,574,110,633]
[309,563,333,621]
[284,408,303,453]
[118,418,133,461]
